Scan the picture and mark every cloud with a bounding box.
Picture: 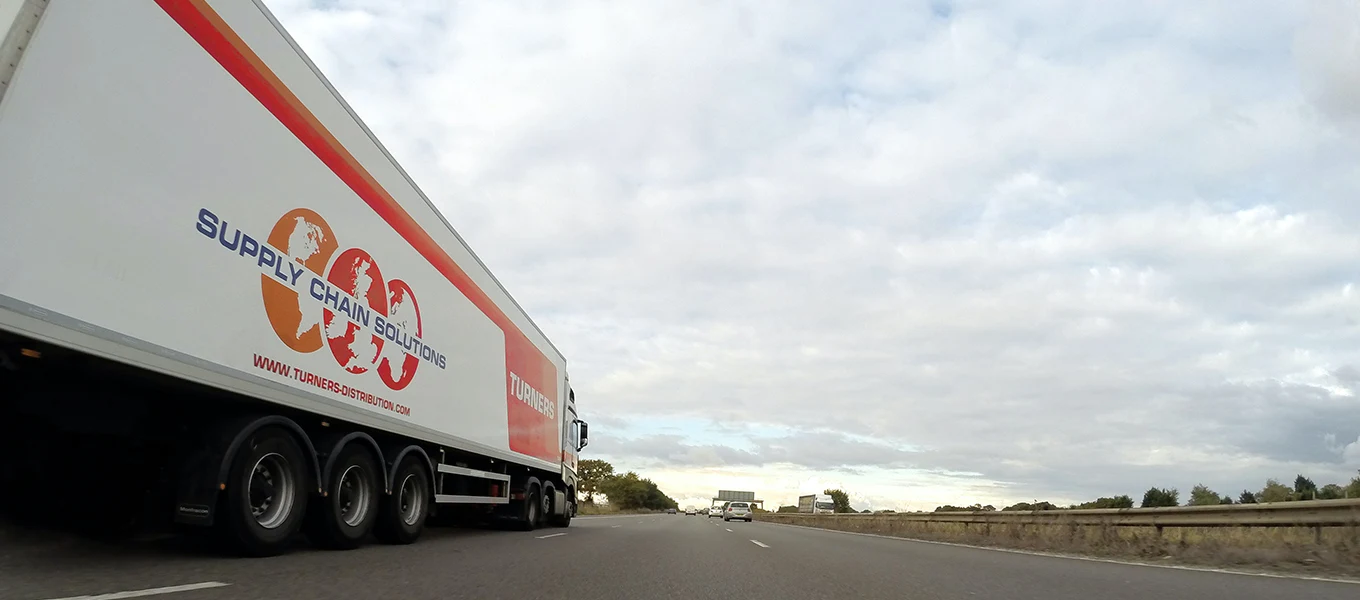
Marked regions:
[1339,437,1360,464]
[1295,0,1360,124]
[594,429,923,472]
[263,0,1360,509]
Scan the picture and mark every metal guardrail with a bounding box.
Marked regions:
[759,498,1360,528]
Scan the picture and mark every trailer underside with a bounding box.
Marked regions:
[0,331,576,555]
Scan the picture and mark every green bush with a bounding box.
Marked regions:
[1140,487,1179,508]
[597,471,678,510]
[1074,496,1134,509]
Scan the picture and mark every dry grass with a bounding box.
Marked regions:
[759,514,1360,578]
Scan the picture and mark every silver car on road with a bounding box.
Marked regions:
[722,501,753,522]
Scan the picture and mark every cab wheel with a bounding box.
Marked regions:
[553,491,573,527]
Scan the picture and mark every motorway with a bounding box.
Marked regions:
[0,514,1355,600]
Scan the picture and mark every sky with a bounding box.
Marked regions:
[261,0,1360,511]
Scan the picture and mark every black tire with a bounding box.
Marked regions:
[306,445,380,550]
[541,481,556,526]
[218,426,310,557]
[515,478,541,531]
[542,482,572,528]
[374,458,430,545]
[550,490,573,528]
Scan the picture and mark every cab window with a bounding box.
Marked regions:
[565,409,580,450]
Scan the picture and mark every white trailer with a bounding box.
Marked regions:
[797,494,836,514]
[0,0,588,555]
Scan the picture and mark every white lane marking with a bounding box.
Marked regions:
[536,533,567,539]
[755,521,1360,585]
[751,540,770,548]
[40,582,230,600]
[611,525,621,528]
[726,528,733,532]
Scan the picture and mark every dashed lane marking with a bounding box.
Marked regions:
[39,582,231,600]
[751,540,770,548]
[536,533,567,539]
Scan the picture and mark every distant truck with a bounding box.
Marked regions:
[0,0,588,556]
[798,494,837,514]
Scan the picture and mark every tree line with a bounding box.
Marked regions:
[576,460,1360,515]
[931,472,1360,512]
[576,459,679,511]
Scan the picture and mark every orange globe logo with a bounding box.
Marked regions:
[262,209,338,353]
[260,208,425,391]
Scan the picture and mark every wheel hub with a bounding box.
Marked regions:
[336,464,371,528]
[397,473,423,526]
[247,453,295,530]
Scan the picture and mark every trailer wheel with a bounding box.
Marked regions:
[307,445,380,549]
[374,458,429,545]
[516,477,541,531]
[219,426,309,557]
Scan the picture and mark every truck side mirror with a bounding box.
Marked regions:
[577,420,589,450]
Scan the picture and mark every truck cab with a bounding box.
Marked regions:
[813,494,836,514]
[561,386,588,515]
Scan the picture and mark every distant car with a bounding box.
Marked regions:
[685,507,697,515]
[708,507,722,518]
[723,501,752,522]
[666,508,677,514]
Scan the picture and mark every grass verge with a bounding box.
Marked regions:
[576,503,667,516]
[758,514,1360,579]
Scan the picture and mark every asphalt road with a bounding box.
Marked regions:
[0,514,1355,600]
